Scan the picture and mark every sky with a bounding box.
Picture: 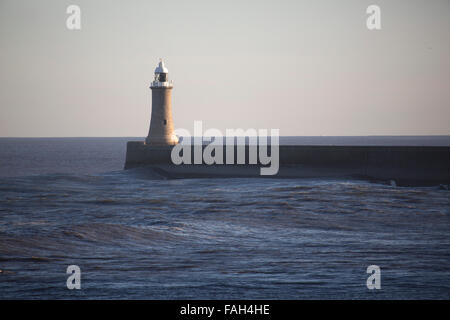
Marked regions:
[0,0,449,137]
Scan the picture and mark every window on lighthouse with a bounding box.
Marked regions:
[163,119,167,125]
[158,73,167,82]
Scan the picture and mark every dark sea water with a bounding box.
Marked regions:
[0,137,449,299]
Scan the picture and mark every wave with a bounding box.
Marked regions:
[61,223,181,243]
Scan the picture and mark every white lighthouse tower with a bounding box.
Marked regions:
[145,60,178,145]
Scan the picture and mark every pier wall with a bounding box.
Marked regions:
[124,141,450,185]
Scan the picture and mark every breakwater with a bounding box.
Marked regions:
[124,141,450,186]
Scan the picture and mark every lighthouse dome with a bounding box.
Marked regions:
[155,60,169,74]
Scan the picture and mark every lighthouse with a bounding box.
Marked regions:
[145,60,178,145]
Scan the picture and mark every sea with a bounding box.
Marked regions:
[0,136,449,299]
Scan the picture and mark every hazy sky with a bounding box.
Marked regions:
[0,0,449,137]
